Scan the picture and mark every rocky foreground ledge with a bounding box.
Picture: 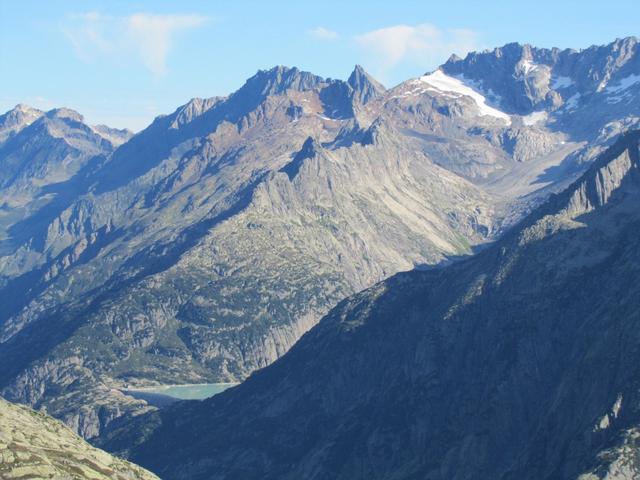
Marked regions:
[0,396,157,480]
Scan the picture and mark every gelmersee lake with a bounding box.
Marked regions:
[124,383,237,407]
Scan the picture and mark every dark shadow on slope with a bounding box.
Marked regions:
[530,148,589,187]
[0,309,84,387]
[279,137,317,181]
[122,391,180,408]
[0,225,124,325]
[412,243,491,271]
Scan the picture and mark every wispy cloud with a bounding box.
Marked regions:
[354,23,480,79]
[308,26,339,41]
[63,12,208,76]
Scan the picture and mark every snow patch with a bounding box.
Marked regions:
[521,111,548,126]
[420,70,511,124]
[520,59,539,75]
[605,74,640,94]
[563,93,581,111]
[551,76,573,89]
[315,113,337,121]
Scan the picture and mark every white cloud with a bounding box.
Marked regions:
[63,12,207,76]
[308,26,339,41]
[354,23,480,77]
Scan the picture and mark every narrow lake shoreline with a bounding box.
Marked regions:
[122,382,239,393]
[120,383,239,406]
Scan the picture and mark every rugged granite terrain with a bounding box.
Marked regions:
[0,105,130,247]
[102,131,640,480]
[0,396,157,479]
[1,37,640,438]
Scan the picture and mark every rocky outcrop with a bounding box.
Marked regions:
[0,396,158,479]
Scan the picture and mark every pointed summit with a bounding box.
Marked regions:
[170,97,220,129]
[348,65,386,105]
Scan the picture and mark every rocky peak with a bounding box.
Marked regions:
[442,37,640,104]
[347,65,386,105]
[237,65,325,99]
[609,36,638,56]
[440,42,547,113]
[45,107,85,123]
[92,124,134,147]
[10,103,42,117]
[170,97,221,129]
[445,53,463,64]
[0,104,44,142]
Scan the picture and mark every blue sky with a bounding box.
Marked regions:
[1,0,638,131]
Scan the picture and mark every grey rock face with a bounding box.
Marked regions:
[104,132,640,480]
[348,65,387,105]
[1,39,640,439]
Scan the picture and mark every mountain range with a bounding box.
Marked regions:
[102,128,640,480]
[1,36,639,443]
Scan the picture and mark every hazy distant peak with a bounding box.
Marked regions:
[1,103,44,125]
[0,104,45,142]
[46,107,84,123]
[13,103,43,115]
[92,124,135,147]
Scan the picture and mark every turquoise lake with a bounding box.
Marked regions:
[124,383,237,406]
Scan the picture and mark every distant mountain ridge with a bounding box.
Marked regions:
[441,36,640,136]
[0,37,639,440]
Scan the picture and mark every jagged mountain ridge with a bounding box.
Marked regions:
[441,37,640,136]
[1,37,639,439]
[103,131,640,480]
